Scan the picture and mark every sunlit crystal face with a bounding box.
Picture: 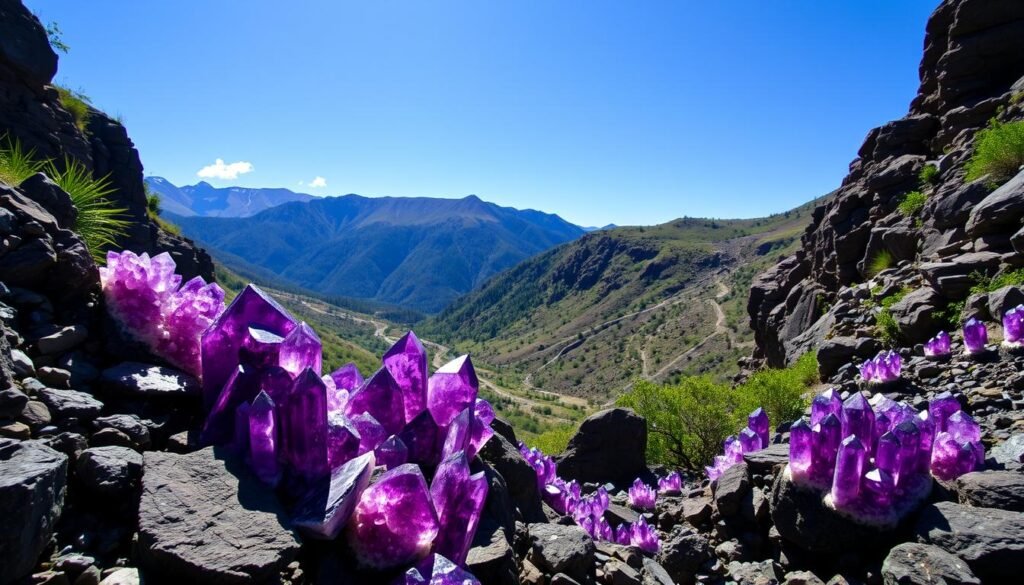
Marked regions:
[1003,305,1024,343]
[963,318,988,353]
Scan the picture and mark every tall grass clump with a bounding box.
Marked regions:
[617,353,816,470]
[897,190,927,217]
[0,137,44,186]
[867,250,895,278]
[875,287,911,346]
[964,119,1024,184]
[55,85,91,133]
[46,157,129,261]
[918,163,939,185]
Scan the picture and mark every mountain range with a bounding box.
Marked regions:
[145,177,314,217]
[165,189,585,313]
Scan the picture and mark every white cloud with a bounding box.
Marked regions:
[196,158,254,180]
[309,176,327,189]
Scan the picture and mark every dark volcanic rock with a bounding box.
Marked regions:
[19,173,77,229]
[76,446,143,497]
[743,444,790,475]
[656,526,711,585]
[881,543,980,585]
[467,524,518,585]
[713,462,750,518]
[0,439,68,584]
[888,287,943,344]
[914,501,1024,582]
[966,168,1024,237]
[556,408,646,485]
[37,388,103,422]
[528,523,595,584]
[955,470,1024,512]
[137,447,300,584]
[479,432,545,522]
[100,362,200,399]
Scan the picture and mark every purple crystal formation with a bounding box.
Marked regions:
[628,478,656,510]
[962,317,988,354]
[1003,304,1024,347]
[197,283,494,573]
[858,350,901,384]
[657,471,682,494]
[788,388,983,526]
[99,250,225,375]
[399,554,481,585]
[519,442,661,553]
[705,408,770,480]
[923,331,951,357]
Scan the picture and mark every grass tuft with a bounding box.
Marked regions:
[964,119,1024,185]
[0,136,45,186]
[46,157,130,261]
[867,250,895,278]
[897,190,927,217]
[55,85,92,133]
[919,164,939,185]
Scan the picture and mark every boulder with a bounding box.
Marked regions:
[955,470,1024,512]
[817,336,881,380]
[478,432,545,522]
[914,501,1024,582]
[743,444,790,475]
[1013,225,1024,255]
[726,560,779,585]
[989,433,1024,465]
[987,285,1024,320]
[467,524,518,585]
[137,448,300,584]
[656,526,710,585]
[920,252,1002,299]
[76,446,143,497]
[966,168,1024,237]
[36,325,89,355]
[99,362,200,399]
[556,408,646,485]
[888,287,943,344]
[881,543,979,585]
[37,388,103,422]
[528,523,595,584]
[713,462,750,518]
[0,0,58,86]
[929,179,990,229]
[92,414,151,450]
[0,386,29,418]
[18,174,77,229]
[641,558,675,585]
[0,439,68,584]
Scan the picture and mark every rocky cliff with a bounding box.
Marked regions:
[748,0,1024,370]
[0,0,212,281]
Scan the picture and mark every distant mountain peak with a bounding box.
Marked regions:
[145,177,314,218]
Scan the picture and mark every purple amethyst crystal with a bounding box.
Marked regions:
[399,410,441,466]
[346,463,440,569]
[427,355,478,427]
[748,407,770,449]
[658,471,682,494]
[862,467,895,507]
[330,363,364,392]
[202,284,297,410]
[924,330,951,357]
[930,432,962,480]
[233,401,251,454]
[963,317,988,354]
[346,367,406,435]
[279,322,322,377]
[248,390,280,485]
[430,451,488,565]
[859,351,901,383]
[788,418,813,481]
[375,435,409,470]
[723,435,743,463]
[201,365,260,445]
[628,478,656,510]
[738,428,762,453]
[629,516,659,554]
[874,431,901,485]
[327,413,361,469]
[350,412,387,455]
[841,392,875,450]
[831,435,866,507]
[241,328,284,369]
[615,524,631,546]
[892,421,920,483]
[282,368,330,483]
[469,398,496,457]
[811,413,842,482]
[383,331,428,423]
[400,554,481,585]
[928,392,960,434]
[811,388,843,426]
[100,251,225,376]
[1003,305,1024,345]
[293,451,374,540]
[440,407,473,461]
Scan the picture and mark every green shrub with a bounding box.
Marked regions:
[970,268,1024,294]
[875,287,911,346]
[867,250,895,278]
[919,164,939,185]
[46,157,129,261]
[935,300,965,329]
[897,191,927,216]
[55,86,91,133]
[964,119,1024,184]
[530,425,575,455]
[0,137,44,186]
[735,351,816,429]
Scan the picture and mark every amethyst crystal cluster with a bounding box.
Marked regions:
[923,331,951,357]
[199,283,493,575]
[962,318,989,354]
[519,443,664,554]
[858,350,901,384]
[100,251,225,375]
[1003,304,1024,348]
[706,408,770,480]
[787,389,982,526]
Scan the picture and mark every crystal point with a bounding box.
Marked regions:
[279,322,322,377]
[384,331,428,423]
[963,318,988,354]
[248,391,280,486]
[293,451,374,540]
[427,355,479,427]
[748,407,770,448]
[346,367,406,435]
[430,451,488,565]
[831,435,866,507]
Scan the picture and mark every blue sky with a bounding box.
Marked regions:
[28,0,937,227]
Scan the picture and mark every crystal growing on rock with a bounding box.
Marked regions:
[841,392,875,451]
[329,363,364,392]
[383,331,428,423]
[401,554,481,585]
[100,251,225,376]
[748,407,770,449]
[630,516,659,554]
[293,451,374,540]
[327,413,361,469]
[924,330,951,357]
[831,435,866,507]
[658,471,682,494]
[248,390,280,486]
[962,317,988,354]
[427,355,479,427]
[788,418,813,481]
[282,368,330,484]
[811,388,843,426]
[628,478,656,510]
[375,435,409,470]
[928,391,960,434]
[1003,304,1024,346]
[859,350,901,384]
[346,367,406,436]
[279,322,323,377]
[430,451,488,565]
[811,413,842,483]
[739,427,762,453]
[346,463,440,570]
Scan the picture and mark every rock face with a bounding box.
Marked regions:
[136,448,301,584]
[527,523,596,584]
[747,0,1024,367]
[881,543,980,585]
[0,439,68,584]
[556,408,647,485]
[914,501,1024,582]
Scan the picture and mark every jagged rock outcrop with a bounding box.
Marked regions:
[0,0,212,281]
[748,0,1024,367]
